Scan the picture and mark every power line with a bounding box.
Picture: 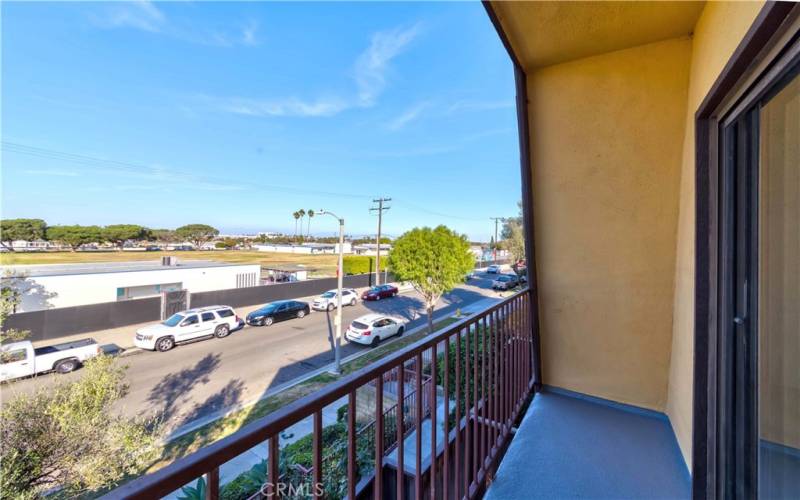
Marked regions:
[369,197,391,286]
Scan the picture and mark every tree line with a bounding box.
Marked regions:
[0,219,219,251]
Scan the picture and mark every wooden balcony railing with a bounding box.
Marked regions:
[104,288,535,499]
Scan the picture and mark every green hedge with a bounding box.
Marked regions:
[342,255,387,275]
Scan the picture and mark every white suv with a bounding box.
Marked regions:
[312,289,358,311]
[134,306,241,352]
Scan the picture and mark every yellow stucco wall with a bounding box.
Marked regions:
[528,37,691,411]
[666,0,763,469]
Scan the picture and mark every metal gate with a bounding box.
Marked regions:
[161,290,189,320]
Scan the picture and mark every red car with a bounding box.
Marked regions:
[361,284,399,301]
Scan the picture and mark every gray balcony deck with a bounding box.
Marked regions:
[486,387,690,499]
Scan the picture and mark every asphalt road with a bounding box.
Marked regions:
[1,274,504,433]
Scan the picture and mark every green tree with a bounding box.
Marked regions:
[501,201,526,265]
[1,272,30,359]
[175,224,219,249]
[215,238,239,249]
[103,224,150,248]
[292,211,301,240]
[0,355,160,498]
[388,225,474,333]
[45,225,103,251]
[151,228,178,243]
[0,219,47,251]
[297,209,306,242]
[306,209,315,238]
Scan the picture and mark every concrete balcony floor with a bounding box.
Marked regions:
[486,387,690,499]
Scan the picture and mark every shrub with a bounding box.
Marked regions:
[342,255,387,275]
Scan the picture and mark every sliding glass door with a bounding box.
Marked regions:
[720,63,799,500]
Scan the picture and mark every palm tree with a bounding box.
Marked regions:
[306,209,315,239]
[297,209,306,242]
[292,211,300,240]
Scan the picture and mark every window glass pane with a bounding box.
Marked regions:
[758,72,800,499]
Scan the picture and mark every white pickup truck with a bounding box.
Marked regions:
[0,339,101,382]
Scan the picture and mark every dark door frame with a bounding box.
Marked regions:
[693,3,799,498]
[483,0,543,391]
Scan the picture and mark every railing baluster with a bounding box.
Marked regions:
[480,315,487,473]
[313,411,323,498]
[430,343,437,499]
[455,328,463,500]
[472,319,479,484]
[464,324,472,492]
[397,363,405,500]
[489,310,496,455]
[347,391,356,500]
[204,467,219,500]
[375,376,384,499]
[504,303,510,431]
[444,334,451,500]
[415,353,423,500]
[268,436,279,498]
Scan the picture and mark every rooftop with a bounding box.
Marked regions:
[1,260,257,277]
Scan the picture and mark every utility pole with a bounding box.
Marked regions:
[490,217,504,262]
[370,197,391,286]
[319,209,345,374]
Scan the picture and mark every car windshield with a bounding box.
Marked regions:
[351,321,369,330]
[499,276,511,281]
[321,292,336,298]
[369,287,381,293]
[162,314,184,327]
[257,304,278,314]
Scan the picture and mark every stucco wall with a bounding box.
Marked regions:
[666,1,763,469]
[527,37,691,411]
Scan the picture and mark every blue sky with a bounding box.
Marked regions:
[1,1,520,241]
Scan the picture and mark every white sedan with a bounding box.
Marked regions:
[345,314,406,347]
[312,289,358,311]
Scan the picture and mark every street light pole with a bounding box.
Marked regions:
[320,209,345,374]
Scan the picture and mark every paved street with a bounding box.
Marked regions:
[1,273,507,433]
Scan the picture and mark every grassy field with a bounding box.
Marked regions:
[0,250,339,277]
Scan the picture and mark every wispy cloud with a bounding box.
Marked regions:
[447,99,515,114]
[355,23,422,107]
[90,1,260,47]
[23,169,80,177]
[216,96,349,118]
[386,101,428,131]
[208,22,421,119]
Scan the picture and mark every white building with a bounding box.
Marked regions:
[352,243,392,256]
[253,242,352,254]
[1,260,261,312]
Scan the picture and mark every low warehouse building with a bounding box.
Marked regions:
[1,259,261,312]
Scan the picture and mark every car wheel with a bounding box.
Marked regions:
[350,298,356,306]
[264,317,274,327]
[327,303,334,311]
[371,336,381,347]
[214,324,230,338]
[393,292,398,297]
[55,359,78,374]
[376,295,381,301]
[297,309,306,318]
[156,336,175,352]
[397,326,405,337]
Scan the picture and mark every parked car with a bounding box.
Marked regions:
[246,300,310,327]
[345,314,406,347]
[492,274,520,290]
[312,289,358,311]
[361,284,399,301]
[487,264,501,274]
[1,339,101,382]
[134,306,241,352]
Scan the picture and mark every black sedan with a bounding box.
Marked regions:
[246,300,310,327]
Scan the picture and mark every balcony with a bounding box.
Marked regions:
[106,289,536,499]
